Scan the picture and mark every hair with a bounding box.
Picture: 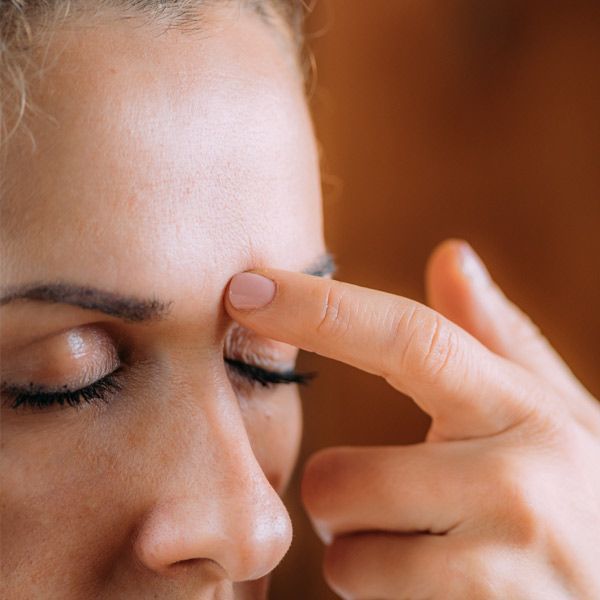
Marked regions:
[0,0,308,150]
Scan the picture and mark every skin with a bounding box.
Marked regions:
[0,6,325,599]
[226,243,600,599]
[2,5,600,600]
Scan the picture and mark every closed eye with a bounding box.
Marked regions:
[224,358,315,388]
[2,369,123,410]
[1,359,316,412]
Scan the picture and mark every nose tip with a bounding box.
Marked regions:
[225,506,293,581]
[133,484,293,582]
[130,372,296,584]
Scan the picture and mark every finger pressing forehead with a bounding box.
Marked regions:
[225,269,542,439]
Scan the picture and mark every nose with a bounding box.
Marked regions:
[132,385,293,582]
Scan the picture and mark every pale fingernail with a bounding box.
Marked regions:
[228,272,276,310]
[312,519,333,545]
[459,243,491,288]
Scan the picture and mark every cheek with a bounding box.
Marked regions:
[240,386,303,494]
[0,418,131,589]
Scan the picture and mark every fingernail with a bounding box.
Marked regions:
[312,519,333,545]
[459,243,491,288]
[228,272,276,310]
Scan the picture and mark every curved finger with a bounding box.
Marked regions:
[426,240,599,430]
[324,533,534,600]
[426,240,582,392]
[226,269,545,439]
[323,532,445,600]
[301,444,470,541]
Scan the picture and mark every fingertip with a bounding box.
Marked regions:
[425,239,492,342]
[425,239,468,307]
[457,243,492,289]
[226,271,277,312]
[428,237,466,263]
[426,239,492,297]
[425,239,465,284]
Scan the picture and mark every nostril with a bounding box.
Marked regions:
[132,459,293,581]
[173,558,202,567]
[169,557,227,577]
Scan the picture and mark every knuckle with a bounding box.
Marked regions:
[315,282,350,340]
[484,454,542,547]
[446,547,500,599]
[392,307,461,384]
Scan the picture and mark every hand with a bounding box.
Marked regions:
[226,240,600,599]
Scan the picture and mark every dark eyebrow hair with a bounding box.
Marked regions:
[0,283,172,323]
[0,252,337,322]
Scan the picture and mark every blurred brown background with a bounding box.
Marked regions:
[271,1,600,598]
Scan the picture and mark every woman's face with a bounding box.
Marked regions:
[0,7,324,599]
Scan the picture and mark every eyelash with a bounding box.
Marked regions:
[3,360,315,411]
[4,371,124,410]
[225,358,315,388]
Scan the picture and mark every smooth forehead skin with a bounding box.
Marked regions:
[2,6,323,308]
[0,6,324,599]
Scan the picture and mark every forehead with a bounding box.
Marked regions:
[1,8,323,306]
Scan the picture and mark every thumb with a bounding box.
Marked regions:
[425,239,588,401]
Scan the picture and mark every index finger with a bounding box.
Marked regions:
[225,270,539,439]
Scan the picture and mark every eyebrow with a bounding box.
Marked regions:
[0,283,172,323]
[0,252,337,323]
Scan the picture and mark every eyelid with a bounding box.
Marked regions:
[0,325,120,391]
[224,323,298,371]
[0,303,113,350]
[2,368,124,411]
